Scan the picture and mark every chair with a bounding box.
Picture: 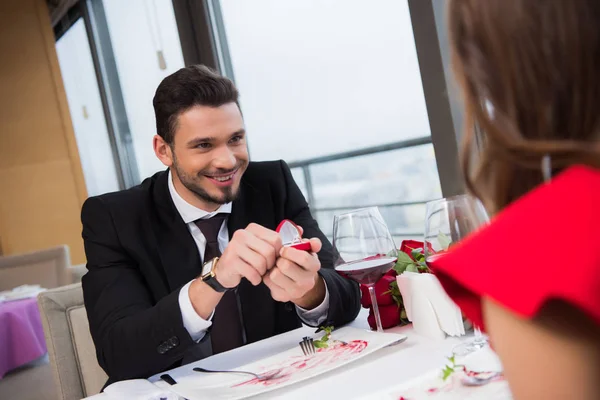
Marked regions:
[0,245,73,291]
[38,283,108,400]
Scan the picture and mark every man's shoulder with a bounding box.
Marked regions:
[82,170,166,213]
[243,160,289,184]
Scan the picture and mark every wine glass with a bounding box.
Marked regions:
[423,194,489,356]
[332,207,398,332]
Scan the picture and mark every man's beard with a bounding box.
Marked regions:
[172,157,245,206]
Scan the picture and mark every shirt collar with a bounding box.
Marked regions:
[167,170,232,224]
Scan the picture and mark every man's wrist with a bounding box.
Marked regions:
[189,278,224,319]
[212,258,241,290]
[179,281,213,341]
[293,275,326,310]
[201,257,237,293]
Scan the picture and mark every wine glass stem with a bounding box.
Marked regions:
[368,285,384,332]
[473,327,486,344]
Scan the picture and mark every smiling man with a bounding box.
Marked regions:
[80,65,361,385]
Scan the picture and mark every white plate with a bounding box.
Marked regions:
[362,346,510,400]
[171,327,407,400]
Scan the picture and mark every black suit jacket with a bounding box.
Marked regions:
[81,160,361,384]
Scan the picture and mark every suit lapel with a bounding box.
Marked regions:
[151,171,203,291]
[228,180,279,343]
[226,184,247,239]
[227,179,274,235]
[151,170,281,342]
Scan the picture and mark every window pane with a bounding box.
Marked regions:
[219,0,430,162]
[310,144,441,239]
[290,167,308,202]
[316,204,427,244]
[56,19,120,196]
[309,144,441,209]
[102,0,185,180]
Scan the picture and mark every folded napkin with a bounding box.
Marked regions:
[103,379,179,400]
[0,284,46,302]
[397,272,465,339]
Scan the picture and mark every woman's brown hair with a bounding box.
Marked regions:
[448,0,600,214]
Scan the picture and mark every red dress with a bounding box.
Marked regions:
[430,165,600,331]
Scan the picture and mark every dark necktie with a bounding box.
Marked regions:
[194,214,245,354]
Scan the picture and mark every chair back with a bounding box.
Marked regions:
[38,283,107,400]
[0,246,71,291]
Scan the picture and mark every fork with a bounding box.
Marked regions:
[461,371,503,386]
[299,336,316,356]
[193,367,282,381]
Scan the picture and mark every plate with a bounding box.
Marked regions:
[171,327,407,400]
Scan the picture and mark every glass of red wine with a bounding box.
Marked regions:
[423,194,489,355]
[332,207,398,332]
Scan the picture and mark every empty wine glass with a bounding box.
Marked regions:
[424,194,490,356]
[332,207,398,332]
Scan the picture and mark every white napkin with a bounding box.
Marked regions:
[396,272,465,339]
[0,284,46,301]
[103,379,179,400]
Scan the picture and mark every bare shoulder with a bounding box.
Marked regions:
[483,297,600,400]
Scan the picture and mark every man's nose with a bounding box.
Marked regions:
[212,145,237,170]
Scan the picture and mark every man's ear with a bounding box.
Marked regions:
[153,135,173,167]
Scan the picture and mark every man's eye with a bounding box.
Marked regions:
[196,143,211,149]
[229,136,242,144]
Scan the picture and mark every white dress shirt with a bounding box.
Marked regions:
[169,172,330,342]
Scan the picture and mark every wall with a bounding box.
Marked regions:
[0,0,87,264]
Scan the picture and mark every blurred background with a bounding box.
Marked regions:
[0,0,464,265]
[0,1,463,398]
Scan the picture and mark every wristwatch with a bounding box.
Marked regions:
[200,257,230,293]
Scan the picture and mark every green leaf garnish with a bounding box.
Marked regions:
[441,354,464,381]
[406,264,418,273]
[437,232,452,250]
[393,252,414,274]
[411,248,423,261]
[400,309,407,320]
[394,247,432,275]
[442,365,455,380]
[313,325,334,348]
[384,280,404,309]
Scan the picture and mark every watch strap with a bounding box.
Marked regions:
[201,257,230,293]
[204,275,229,293]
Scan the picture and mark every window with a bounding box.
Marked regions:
[53,0,456,240]
[308,144,441,241]
[219,0,431,162]
[101,0,185,180]
[217,0,441,239]
[56,19,120,196]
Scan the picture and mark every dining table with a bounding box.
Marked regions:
[0,297,47,378]
[85,308,509,399]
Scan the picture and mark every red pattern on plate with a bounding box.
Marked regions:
[234,340,368,387]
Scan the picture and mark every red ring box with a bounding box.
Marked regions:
[276,220,311,251]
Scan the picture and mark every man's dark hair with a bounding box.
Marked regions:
[153,65,239,144]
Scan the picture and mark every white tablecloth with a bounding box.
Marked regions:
[86,309,502,399]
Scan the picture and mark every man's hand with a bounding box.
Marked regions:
[216,223,282,288]
[263,236,326,309]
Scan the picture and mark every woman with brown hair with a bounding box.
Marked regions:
[431,1,600,399]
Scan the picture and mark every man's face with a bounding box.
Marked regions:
[159,103,249,209]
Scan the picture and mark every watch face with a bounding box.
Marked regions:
[201,260,213,277]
